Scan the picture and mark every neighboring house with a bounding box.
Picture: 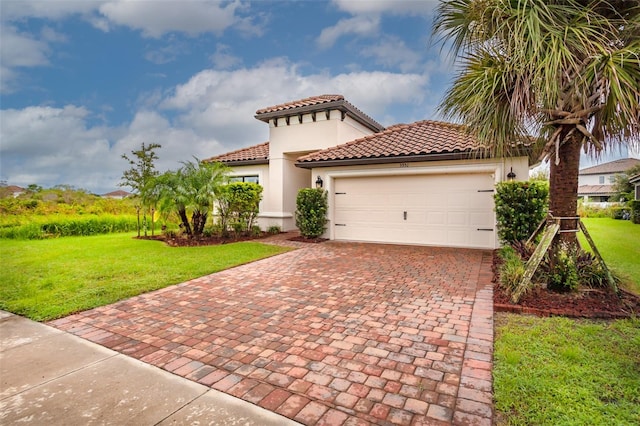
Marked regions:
[102,190,131,199]
[206,94,532,249]
[630,174,640,201]
[578,158,640,203]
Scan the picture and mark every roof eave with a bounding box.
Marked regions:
[255,100,384,133]
[214,159,269,166]
[295,151,489,169]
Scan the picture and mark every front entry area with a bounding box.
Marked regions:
[333,173,496,248]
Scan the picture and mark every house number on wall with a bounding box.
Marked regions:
[399,163,409,168]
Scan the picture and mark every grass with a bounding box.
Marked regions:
[494,313,640,426]
[579,218,640,292]
[0,233,290,321]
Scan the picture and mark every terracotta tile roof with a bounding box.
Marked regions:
[102,190,131,197]
[256,95,344,115]
[297,120,487,165]
[579,158,640,175]
[255,94,384,132]
[203,142,269,164]
[578,185,614,195]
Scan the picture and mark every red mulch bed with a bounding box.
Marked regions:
[287,236,328,243]
[136,233,273,247]
[492,251,640,319]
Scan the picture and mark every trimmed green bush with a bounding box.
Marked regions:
[217,182,263,236]
[295,188,328,239]
[630,200,640,224]
[267,225,282,235]
[495,181,549,244]
[611,206,631,220]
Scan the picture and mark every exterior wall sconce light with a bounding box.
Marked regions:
[507,167,516,181]
[315,176,323,189]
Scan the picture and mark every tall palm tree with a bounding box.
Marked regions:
[433,0,640,242]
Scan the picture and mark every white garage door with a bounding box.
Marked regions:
[333,173,496,248]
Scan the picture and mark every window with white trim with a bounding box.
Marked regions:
[230,175,259,184]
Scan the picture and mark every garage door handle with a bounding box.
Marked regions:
[403,211,407,220]
[477,228,494,231]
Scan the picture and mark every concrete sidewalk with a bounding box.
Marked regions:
[0,310,300,425]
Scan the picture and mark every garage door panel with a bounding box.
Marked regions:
[426,211,446,225]
[469,231,494,247]
[447,230,469,245]
[469,211,494,226]
[333,174,496,248]
[336,208,387,223]
[446,193,468,208]
[447,211,467,226]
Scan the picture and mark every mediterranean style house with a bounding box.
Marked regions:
[205,95,532,249]
[578,158,640,203]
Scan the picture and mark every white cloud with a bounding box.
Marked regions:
[3,1,260,39]
[1,59,433,192]
[162,59,429,137]
[210,43,242,70]
[331,0,438,16]
[0,105,224,193]
[0,25,50,68]
[317,15,380,49]
[144,41,188,64]
[0,25,68,93]
[113,110,225,178]
[40,26,68,43]
[0,105,118,191]
[360,35,422,72]
[98,0,242,38]
[0,0,101,21]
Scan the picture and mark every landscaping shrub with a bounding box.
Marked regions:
[630,200,640,224]
[575,251,610,288]
[495,181,549,244]
[217,182,263,236]
[498,246,527,295]
[611,206,631,220]
[267,225,282,235]
[577,202,613,218]
[510,240,536,262]
[546,245,580,292]
[295,188,328,239]
[536,243,612,292]
[499,240,612,300]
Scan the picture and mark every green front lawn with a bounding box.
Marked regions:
[579,217,640,293]
[0,233,290,321]
[494,314,640,425]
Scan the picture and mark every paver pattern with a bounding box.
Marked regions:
[49,238,494,425]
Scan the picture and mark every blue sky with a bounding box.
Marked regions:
[0,0,633,193]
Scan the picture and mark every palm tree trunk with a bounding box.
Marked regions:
[178,208,192,236]
[549,131,582,245]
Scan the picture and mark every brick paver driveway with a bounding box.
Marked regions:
[50,240,494,425]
